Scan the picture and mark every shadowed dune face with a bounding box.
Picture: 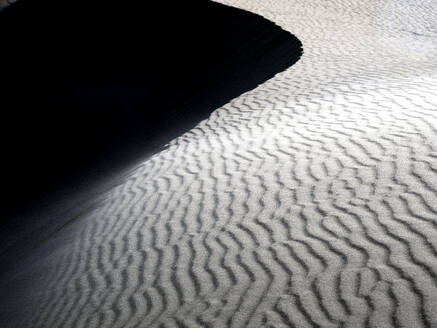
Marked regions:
[0,0,302,219]
[1,0,437,328]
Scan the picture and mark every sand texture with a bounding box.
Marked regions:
[1,0,437,327]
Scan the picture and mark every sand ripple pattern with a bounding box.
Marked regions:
[4,0,437,327]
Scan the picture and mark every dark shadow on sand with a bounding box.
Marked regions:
[0,0,302,249]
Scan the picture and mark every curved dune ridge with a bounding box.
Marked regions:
[1,0,437,327]
[0,0,302,220]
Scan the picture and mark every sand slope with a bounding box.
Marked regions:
[1,0,437,327]
[0,0,301,219]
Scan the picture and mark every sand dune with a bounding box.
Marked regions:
[0,0,301,220]
[1,0,437,327]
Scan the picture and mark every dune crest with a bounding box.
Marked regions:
[1,0,437,327]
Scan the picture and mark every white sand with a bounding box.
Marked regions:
[1,0,437,327]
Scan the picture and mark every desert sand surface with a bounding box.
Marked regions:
[1,0,437,327]
[0,0,301,222]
